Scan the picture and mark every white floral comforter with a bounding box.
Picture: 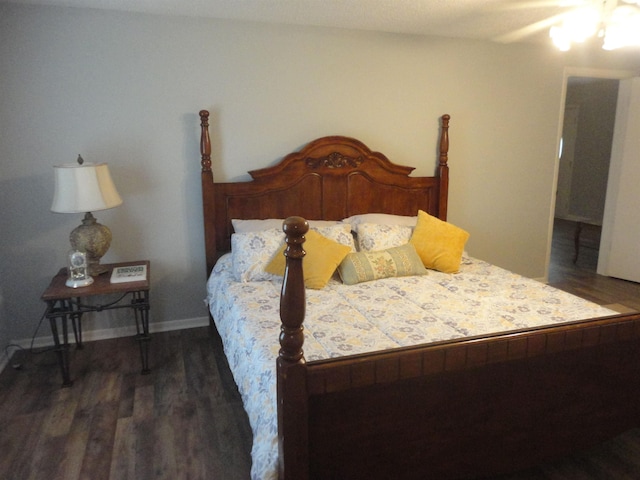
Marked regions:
[206,253,615,480]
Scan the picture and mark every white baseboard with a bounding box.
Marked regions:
[1,316,210,373]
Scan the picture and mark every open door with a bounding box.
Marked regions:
[598,77,640,283]
[555,105,579,219]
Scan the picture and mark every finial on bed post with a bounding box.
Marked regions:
[199,110,211,173]
[200,109,217,276]
[439,114,450,167]
[438,114,450,221]
[279,216,308,363]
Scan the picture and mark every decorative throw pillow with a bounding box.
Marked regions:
[410,210,469,273]
[338,243,428,285]
[265,230,352,289]
[356,223,413,252]
[231,228,284,282]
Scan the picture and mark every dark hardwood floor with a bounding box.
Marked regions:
[0,327,252,480]
[548,218,640,312]
[1,219,639,479]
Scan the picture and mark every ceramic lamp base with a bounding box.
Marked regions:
[69,212,112,276]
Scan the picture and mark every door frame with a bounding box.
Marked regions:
[545,67,636,281]
[554,103,580,219]
[597,77,640,281]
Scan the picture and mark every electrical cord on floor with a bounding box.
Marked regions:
[3,305,57,370]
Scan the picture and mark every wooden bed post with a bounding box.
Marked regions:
[199,110,217,276]
[438,114,450,221]
[278,217,310,480]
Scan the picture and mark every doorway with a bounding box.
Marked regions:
[552,76,619,273]
[546,67,635,279]
[597,77,640,283]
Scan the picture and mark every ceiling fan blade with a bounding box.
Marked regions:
[498,0,591,10]
[495,0,587,11]
[493,12,569,43]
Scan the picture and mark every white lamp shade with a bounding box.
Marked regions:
[51,163,123,213]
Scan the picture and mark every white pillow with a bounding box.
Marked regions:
[342,213,417,228]
[356,223,413,252]
[232,218,342,233]
[232,219,283,233]
[230,224,356,282]
[231,228,284,282]
[313,223,356,252]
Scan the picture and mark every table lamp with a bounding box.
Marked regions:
[51,155,123,280]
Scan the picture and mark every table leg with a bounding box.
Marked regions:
[132,290,151,375]
[48,300,73,388]
[70,297,84,350]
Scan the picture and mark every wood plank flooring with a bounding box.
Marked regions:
[1,218,639,479]
[548,218,640,311]
[0,327,252,480]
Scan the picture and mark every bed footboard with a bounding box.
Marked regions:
[277,216,640,479]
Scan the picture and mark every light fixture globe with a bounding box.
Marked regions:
[549,0,640,50]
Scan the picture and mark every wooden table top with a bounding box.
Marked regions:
[41,260,150,301]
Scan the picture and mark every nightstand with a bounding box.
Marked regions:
[41,260,151,387]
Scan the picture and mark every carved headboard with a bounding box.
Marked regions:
[199,110,450,274]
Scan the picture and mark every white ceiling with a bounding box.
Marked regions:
[5,0,577,45]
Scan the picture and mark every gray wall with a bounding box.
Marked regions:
[1,3,639,353]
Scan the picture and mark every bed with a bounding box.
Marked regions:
[198,110,640,479]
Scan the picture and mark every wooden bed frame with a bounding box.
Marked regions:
[199,110,640,479]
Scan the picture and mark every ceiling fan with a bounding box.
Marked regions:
[493,0,640,50]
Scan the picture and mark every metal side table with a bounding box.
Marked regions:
[41,260,151,387]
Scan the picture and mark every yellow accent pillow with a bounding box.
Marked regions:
[265,230,352,289]
[410,210,470,273]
